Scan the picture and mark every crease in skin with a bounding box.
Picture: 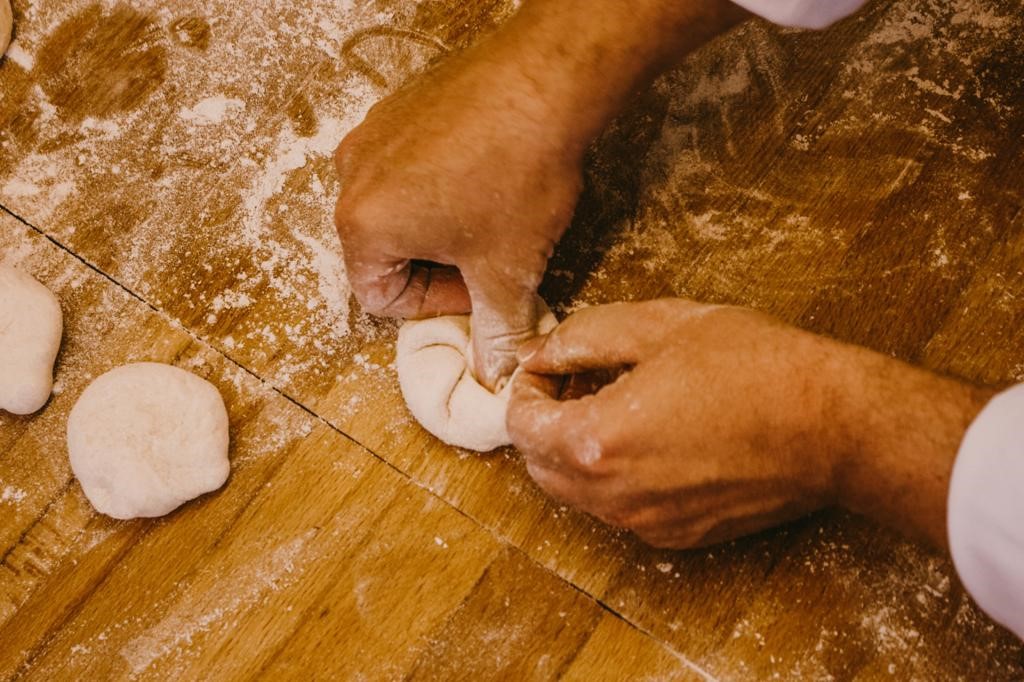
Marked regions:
[472,319,540,388]
[365,260,416,314]
[357,257,470,318]
[470,292,542,385]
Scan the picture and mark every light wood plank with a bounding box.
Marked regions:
[2,0,1023,677]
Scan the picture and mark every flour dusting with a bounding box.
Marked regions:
[179,95,245,125]
[119,529,316,676]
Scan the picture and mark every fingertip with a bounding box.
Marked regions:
[507,372,563,459]
[471,345,516,393]
[510,370,561,403]
[508,372,558,440]
[517,328,565,374]
[516,336,547,365]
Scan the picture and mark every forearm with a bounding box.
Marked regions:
[830,348,995,550]
[478,0,749,154]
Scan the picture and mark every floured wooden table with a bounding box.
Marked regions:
[2,0,1023,678]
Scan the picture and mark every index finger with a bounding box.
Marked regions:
[465,276,542,392]
[343,250,472,319]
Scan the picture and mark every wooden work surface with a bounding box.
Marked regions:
[1,0,1023,678]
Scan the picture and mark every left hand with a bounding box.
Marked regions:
[506,299,850,549]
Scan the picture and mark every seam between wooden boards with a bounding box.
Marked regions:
[0,202,718,674]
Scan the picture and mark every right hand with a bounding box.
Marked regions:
[334,40,585,389]
[507,300,847,548]
[507,300,993,551]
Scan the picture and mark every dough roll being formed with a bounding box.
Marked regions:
[396,302,557,452]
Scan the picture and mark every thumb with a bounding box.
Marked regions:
[516,303,648,375]
[465,273,543,392]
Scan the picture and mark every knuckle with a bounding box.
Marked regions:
[568,435,605,474]
[335,186,388,241]
[572,419,620,474]
[506,405,543,449]
[333,139,349,166]
[525,462,556,491]
[600,501,665,535]
[505,406,532,445]
[333,197,356,234]
[333,131,361,170]
[347,264,409,317]
[566,304,598,325]
[333,190,366,236]
[555,303,609,339]
[604,504,675,541]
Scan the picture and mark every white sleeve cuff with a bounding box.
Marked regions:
[731,0,867,29]
[948,384,1024,640]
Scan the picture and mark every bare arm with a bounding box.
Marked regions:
[493,0,750,152]
[334,0,748,389]
[834,346,994,549]
[508,300,992,551]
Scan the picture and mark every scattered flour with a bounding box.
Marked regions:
[1,485,28,503]
[119,529,316,676]
[5,43,34,70]
[179,95,245,125]
[0,0,1021,678]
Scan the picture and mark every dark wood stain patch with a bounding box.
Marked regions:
[36,3,167,121]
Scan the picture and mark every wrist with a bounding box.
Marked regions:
[487,0,748,157]
[828,346,994,549]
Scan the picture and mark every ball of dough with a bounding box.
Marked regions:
[0,265,63,415]
[67,362,230,519]
[1,0,11,57]
[396,304,557,452]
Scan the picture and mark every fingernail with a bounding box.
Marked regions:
[517,337,545,364]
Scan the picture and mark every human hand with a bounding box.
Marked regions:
[334,39,584,389]
[507,299,989,549]
[335,1,749,389]
[507,300,843,547]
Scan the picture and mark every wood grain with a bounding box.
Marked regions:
[1,0,1023,678]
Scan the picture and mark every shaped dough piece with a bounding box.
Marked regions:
[0,265,63,415]
[1,0,11,57]
[67,362,230,519]
[397,303,557,452]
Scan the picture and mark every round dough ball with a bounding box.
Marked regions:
[1,0,11,57]
[396,303,557,452]
[67,362,230,519]
[0,265,63,415]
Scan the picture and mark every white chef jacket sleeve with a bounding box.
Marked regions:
[731,0,868,29]
[948,384,1024,639]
